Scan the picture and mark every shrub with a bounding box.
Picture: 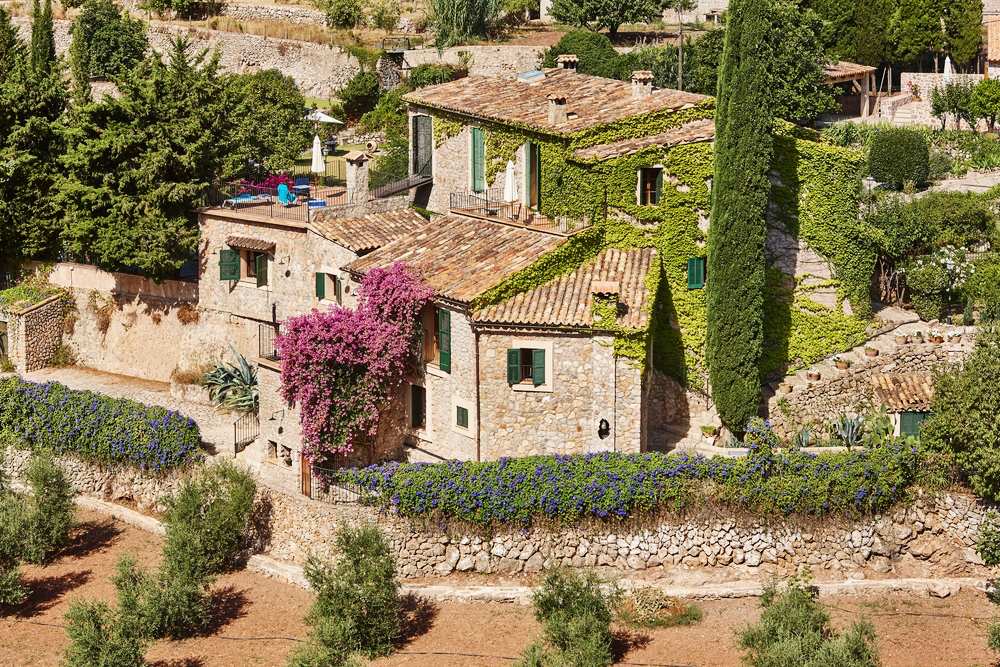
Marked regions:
[338,71,380,120]
[616,587,702,629]
[970,78,1000,132]
[63,557,151,667]
[521,568,615,667]
[541,29,624,79]
[922,326,1000,501]
[202,349,258,414]
[322,0,363,28]
[338,439,922,525]
[0,377,202,471]
[367,0,400,31]
[903,257,949,321]
[429,0,502,47]
[0,564,25,609]
[20,448,75,564]
[738,577,879,667]
[990,620,1000,653]
[0,450,26,610]
[977,512,1000,566]
[964,254,1000,322]
[407,63,460,89]
[869,128,930,189]
[145,561,213,639]
[298,525,400,660]
[162,461,257,578]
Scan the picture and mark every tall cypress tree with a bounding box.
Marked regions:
[30,0,55,73]
[705,0,774,435]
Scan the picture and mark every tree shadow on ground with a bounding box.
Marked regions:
[612,628,652,662]
[396,593,438,647]
[200,585,250,636]
[148,659,206,667]
[16,570,92,617]
[60,519,122,559]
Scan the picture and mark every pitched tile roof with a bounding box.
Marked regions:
[344,215,565,303]
[824,60,876,83]
[403,68,710,135]
[871,372,935,412]
[474,248,657,329]
[226,235,275,252]
[309,208,430,253]
[572,119,716,162]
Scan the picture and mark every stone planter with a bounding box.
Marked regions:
[700,425,720,438]
[948,334,962,343]
[835,359,851,370]
[806,371,821,382]
[864,347,879,358]
[930,335,944,344]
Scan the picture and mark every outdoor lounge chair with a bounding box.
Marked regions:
[277,183,298,207]
[223,192,271,209]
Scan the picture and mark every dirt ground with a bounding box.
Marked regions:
[2,510,998,667]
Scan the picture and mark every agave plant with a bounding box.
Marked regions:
[202,348,259,414]
[831,413,864,449]
[791,425,814,449]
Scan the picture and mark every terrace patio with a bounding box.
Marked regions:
[448,188,594,237]
[204,180,352,225]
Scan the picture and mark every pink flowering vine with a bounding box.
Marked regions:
[275,262,433,460]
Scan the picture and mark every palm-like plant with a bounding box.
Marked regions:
[202,348,258,414]
[831,413,864,449]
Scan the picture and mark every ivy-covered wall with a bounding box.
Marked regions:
[419,103,869,391]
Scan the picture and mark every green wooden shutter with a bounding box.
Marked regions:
[315,272,325,299]
[900,411,926,436]
[334,275,342,303]
[256,254,268,288]
[687,257,705,289]
[531,348,545,386]
[506,349,520,385]
[219,249,239,281]
[471,127,485,193]
[437,308,451,373]
[654,169,663,204]
[456,406,469,428]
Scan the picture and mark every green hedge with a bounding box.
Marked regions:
[0,377,202,471]
[869,128,929,189]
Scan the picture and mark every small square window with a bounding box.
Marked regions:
[456,406,469,429]
[280,445,292,467]
[267,440,277,459]
[411,384,426,429]
[639,168,662,205]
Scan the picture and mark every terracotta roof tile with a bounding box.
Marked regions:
[344,215,565,303]
[309,209,430,253]
[824,60,876,83]
[226,235,275,252]
[403,68,710,135]
[474,248,657,329]
[871,372,935,412]
[572,119,715,162]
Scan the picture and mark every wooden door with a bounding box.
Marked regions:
[300,453,312,497]
[528,143,541,210]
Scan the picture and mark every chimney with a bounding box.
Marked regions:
[344,150,370,201]
[556,54,579,70]
[547,93,568,125]
[631,70,654,99]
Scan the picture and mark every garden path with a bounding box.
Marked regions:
[17,366,235,458]
[929,169,1000,193]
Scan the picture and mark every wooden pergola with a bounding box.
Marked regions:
[824,61,877,118]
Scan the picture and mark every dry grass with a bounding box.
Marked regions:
[86,291,115,336]
[50,343,78,368]
[170,361,213,385]
[616,587,704,629]
[176,302,200,325]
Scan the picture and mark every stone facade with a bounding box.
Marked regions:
[478,330,646,458]
[0,295,64,373]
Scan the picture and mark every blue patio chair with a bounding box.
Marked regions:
[277,183,297,207]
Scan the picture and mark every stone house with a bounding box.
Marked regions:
[345,214,658,462]
[871,372,934,437]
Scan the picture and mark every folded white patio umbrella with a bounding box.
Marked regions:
[503,160,518,202]
[311,135,325,174]
[305,109,343,124]
[943,56,954,83]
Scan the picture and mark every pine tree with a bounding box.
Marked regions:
[705,0,774,435]
[30,0,55,73]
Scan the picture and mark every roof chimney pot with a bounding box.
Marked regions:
[556,54,579,70]
[547,93,568,125]
[631,70,654,98]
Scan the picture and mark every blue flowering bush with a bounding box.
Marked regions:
[0,378,202,471]
[336,439,922,526]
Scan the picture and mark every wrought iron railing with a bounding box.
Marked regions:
[258,322,280,361]
[206,182,311,223]
[369,168,433,200]
[307,464,369,504]
[233,412,259,455]
[449,189,594,236]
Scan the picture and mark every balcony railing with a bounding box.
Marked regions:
[233,411,259,455]
[449,188,594,237]
[259,322,280,361]
[204,181,349,224]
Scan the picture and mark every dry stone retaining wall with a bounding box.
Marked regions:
[1,296,65,373]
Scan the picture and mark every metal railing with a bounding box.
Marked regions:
[369,166,433,200]
[449,189,595,236]
[233,412,259,455]
[206,182,311,224]
[291,158,346,186]
[258,322,280,361]
[307,464,369,504]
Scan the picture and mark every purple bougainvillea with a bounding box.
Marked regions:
[276,262,433,460]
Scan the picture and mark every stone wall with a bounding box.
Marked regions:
[1,296,65,373]
[218,2,327,25]
[402,45,545,79]
[897,72,986,129]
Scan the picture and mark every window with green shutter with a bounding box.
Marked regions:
[410,384,426,429]
[507,349,520,385]
[687,257,706,289]
[471,127,485,193]
[506,347,546,386]
[900,411,927,436]
[314,272,325,300]
[219,249,240,281]
[437,308,451,373]
[315,273,343,303]
[639,167,662,205]
[255,253,268,288]
[334,275,342,302]
[456,405,469,429]
[531,348,545,386]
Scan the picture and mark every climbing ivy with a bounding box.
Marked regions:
[434,117,463,148]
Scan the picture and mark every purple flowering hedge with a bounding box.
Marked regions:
[0,378,202,471]
[335,440,922,525]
